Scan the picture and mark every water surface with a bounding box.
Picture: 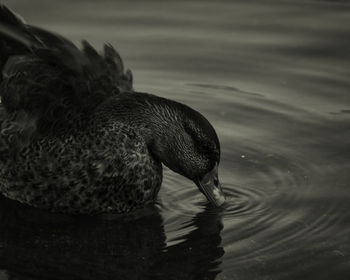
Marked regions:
[1,0,350,279]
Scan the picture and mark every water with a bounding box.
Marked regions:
[1,0,350,279]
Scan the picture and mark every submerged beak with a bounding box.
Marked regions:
[195,164,225,207]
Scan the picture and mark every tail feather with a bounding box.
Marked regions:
[0,4,133,137]
[0,4,25,26]
[0,4,42,48]
[103,43,133,90]
[104,43,124,74]
[0,5,43,83]
[0,4,132,88]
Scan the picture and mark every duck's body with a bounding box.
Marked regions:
[0,5,225,214]
[1,93,165,213]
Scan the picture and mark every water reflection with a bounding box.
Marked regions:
[154,206,224,280]
[0,195,224,279]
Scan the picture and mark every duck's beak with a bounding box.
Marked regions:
[195,164,226,207]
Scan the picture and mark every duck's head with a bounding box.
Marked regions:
[145,96,226,207]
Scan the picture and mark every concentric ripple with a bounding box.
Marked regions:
[221,184,269,218]
[158,135,349,278]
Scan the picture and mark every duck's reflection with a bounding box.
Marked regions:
[0,195,224,280]
[152,206,225,280]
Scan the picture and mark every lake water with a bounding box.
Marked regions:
[1,0,350,279]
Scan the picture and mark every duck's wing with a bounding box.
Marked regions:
[0,4,133,137]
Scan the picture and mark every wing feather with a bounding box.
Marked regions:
[0,4,133,138]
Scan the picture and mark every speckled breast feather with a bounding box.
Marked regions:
[0,110,162,214]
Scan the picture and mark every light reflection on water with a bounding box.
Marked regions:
[1,0,350,279]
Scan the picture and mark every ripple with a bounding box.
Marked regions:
[221,184,270,218]
[159,143,347,276]
[187,83,265,98]
[219,161,348,276]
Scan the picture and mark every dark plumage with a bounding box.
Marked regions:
[0,5,225,214]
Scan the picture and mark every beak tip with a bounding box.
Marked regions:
[195,163,225,208]
[209,183,226,207]
[212,192,226,207]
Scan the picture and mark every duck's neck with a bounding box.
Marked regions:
[96,92,191,171]
[96,91,218,181]
[100,92,185,136]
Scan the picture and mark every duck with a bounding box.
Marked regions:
[0,5,225,214]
